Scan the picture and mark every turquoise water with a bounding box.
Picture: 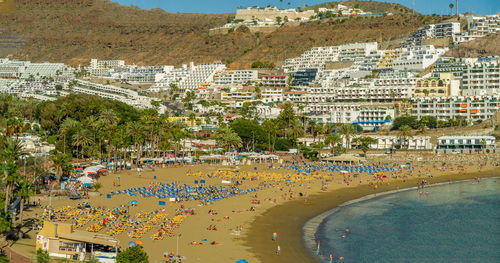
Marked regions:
[315,178,500,263]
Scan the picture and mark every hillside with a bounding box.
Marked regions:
[0,0,434,68]
[445,32,500,58]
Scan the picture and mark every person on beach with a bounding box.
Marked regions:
[276,245,280,255]
[272,232,277,241]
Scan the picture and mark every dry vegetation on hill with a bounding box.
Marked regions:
[445,32,500,58]
[0,0,437,68]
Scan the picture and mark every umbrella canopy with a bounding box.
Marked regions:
[128,241,136,247]
[135,240,143,246]
[236,260,248,263]
[131,200,138,205]
[77,176,94,184]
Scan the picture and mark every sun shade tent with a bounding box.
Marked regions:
[77,176,94,184]
[323,155,364,164]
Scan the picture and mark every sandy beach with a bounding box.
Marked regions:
[11,152,500,263]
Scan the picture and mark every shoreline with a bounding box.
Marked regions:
[303,175,500,262]
[243,167,500,263]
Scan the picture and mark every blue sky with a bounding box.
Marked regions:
[113,0,499,15]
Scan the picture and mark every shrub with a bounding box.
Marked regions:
[117,246,149,263]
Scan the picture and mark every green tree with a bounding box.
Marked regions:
[36,249,49,263]
[16,179,34,225]
[397,125,413,150]
[338,124,355,150]
[353,136,377,156]
[214,126,243,152]
[392,116,418,130]
[325,133,342,154]
[116,246,149,263]
[2,137,23,213]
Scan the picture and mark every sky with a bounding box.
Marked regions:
[113,0,500,15]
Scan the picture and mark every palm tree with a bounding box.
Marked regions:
[2,138,23,213]
[397,125,413,150]
[338,124,355,150]
[214,126,242,152]
[127,121,144,163]
[50,152,70,182]
[16,180,34,225]
[325,133,342,154]
[353,136,377,157]
[72,129,93,159]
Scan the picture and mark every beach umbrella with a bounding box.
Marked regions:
[135,240,143,246]
[236,260,248,263]
[128,241,137,247]
[131,200,138,205]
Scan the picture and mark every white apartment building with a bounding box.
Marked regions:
[318,4,368,16]
[261,75,287,87]
[235,6,316,22]
[0,59,28,78]
[291,84,412,103]
[461,59,500,96]
[178,62,226,92]
[338,42,378,62]
[150,66,190,92]
[434,22,461,38]
[436,135,497,153]
[411,96,500,122]
[353,135,432,150]
[283,46,339,73]
[404,22,460,46]
[213,70,258,85]
[89,59,125,76]
[304,103,395,131]
[392,45,447,71]
[220,91,256,101]
[20,62,72,79]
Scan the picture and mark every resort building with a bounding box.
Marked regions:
[261,75,287,88]
[403,22,460,47]
[392,45,447,71]
[410,96,500,122]
[435,135,497,153]
[461,58,500,96]
[220,91,256,101]
[36,221,119,262]
[291,68,318,86]
[304,103,395,131]
[213,70,258,85]
[0,59,28,78]
[431,58,467,79]
[89,59,125,77]
[177,62,226,92]
[283,46,339,73]
[235,6,315,22]
[413,73,460,97]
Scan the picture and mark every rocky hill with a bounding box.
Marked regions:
[445,32,500,58]
[0,0,435,68]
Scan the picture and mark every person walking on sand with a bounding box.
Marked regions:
[276,245,280,255]
[272,232,277,241]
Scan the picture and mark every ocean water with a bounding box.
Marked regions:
[314,178,500,263]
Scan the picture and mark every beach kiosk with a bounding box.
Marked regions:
[36,221,119,262]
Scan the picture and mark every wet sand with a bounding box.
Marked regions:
[243,168,500,263]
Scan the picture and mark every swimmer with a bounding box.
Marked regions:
[425,192,429,196]
[419,191,423,195]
